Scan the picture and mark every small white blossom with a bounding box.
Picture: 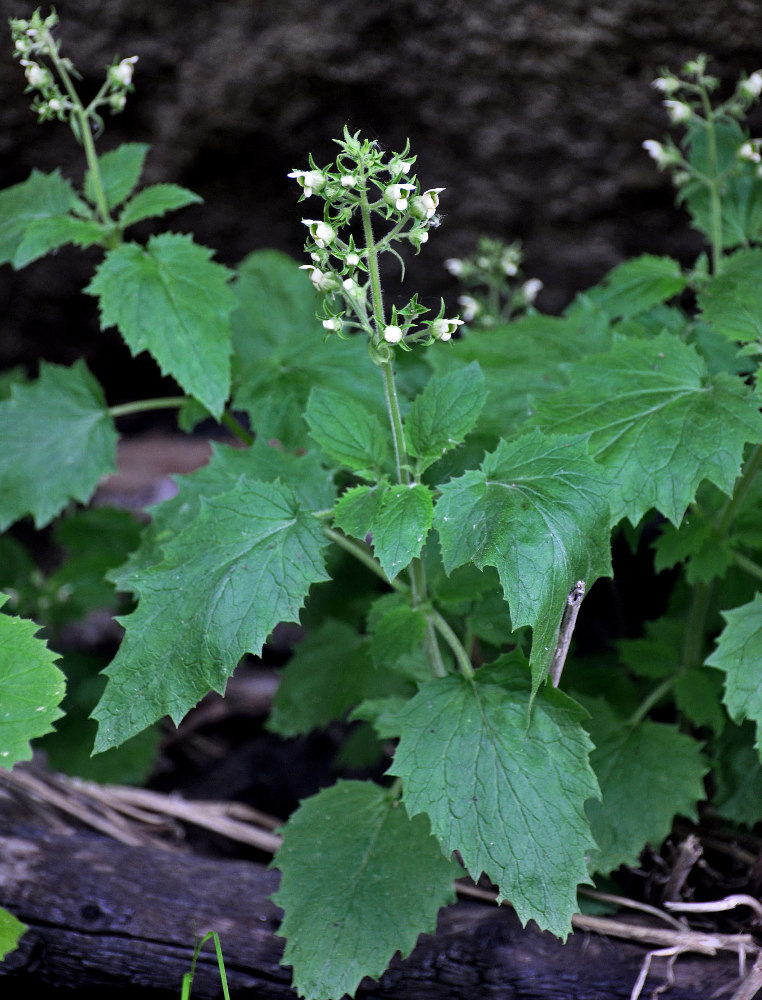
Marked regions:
[444,258,464,276]
[651,76,678,94]
[458,295,480,322]
[111,56,138,87]
[299,264,339,293]
[389,156,412,175]
[500,255,519,277]
[109,92,127,112]
[302,218,336,248]
[383,325,403,344]
[430,317,464,342]
[47,97,63,112]
[664,99,692,124]
[288,169,326,198]
[384,183,416,212]
[413,230,429,245]
[740,141,761,163]
[21,60,49,89]
[340,174,357,188]
[520,278,543,304]
[642,139,670,167]
[346,251,361,267]
[342,277,362,299]
[322,317,342,333]
[409,187,444,220]
[742,71,762,98]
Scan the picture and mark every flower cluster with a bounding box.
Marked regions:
[443,237,543,328]
[10,9,138,125]
[289,128,461,354]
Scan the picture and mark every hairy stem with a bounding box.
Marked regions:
[699,87,724,273]
[323,527,409,592]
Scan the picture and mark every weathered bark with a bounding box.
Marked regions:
[0,819,748,1000]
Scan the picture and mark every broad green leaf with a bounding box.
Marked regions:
[273,781,456,1000]
[616,617,683,680]
[86,233,236,417]
[706,594,762,752]
[434,429,612,689]
[0,908,27,961]
[581,254,686,321]
[119,183,203,228]
[0,594,66,768]
[231,250,386,448]
[0,168,92,268]
[267,620,401,737]
[684,172,762,249]
[0,360,117,531]
[92,478,329,751]
[332,483,387,540]
[388,655,598,938]
[404,362,487,473]
[674,667,726,735]
[712,721,762,827]
[306,387,391,480]
[533,330,762,525]
[372,484,434,580]
[698,248,762,343]
[582,698,707,875]
[366,594,428,671]
[84,142,149,210]
[14,216,106,268]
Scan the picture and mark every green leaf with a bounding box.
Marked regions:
[85,142,149,210]
[372,484,434,580]
[404,362,487,473]
[582,698,707,875]
[434,429,612,689]
[0,908,27,961]
[0,360,117,531]
[92,478,329,751]
[582,254,687,321]
[706,594,762,751]
[712,721,762,827]
[273,780,456,1000]
[366,594,428,671]
[268,621,398,737]
[0,594,66,768]
[388,655,598,938]
[86,233,236,417]
[674,667,726,735]
[698,248,762,343]
[0,168,93,268]
[118,183,203,228]
[231,251,387,448]
[533,330,762,525]
[14,215,106,268]
[332,483,387,540]
[306,387,391,480]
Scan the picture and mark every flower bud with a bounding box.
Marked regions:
[288,169,326,198]
[458,295,480,322]
[430,317,464,342]
[342,277,362,299]
[322,317,342,333]
[383,325,403,344]
[22,60,50,89]
[741,71,762,98]
[302,219,336,248]
[664,99,692,124]
[384,183,416,212]
[409,188,444,220]
[299,264,340,293]
[520,278,543,304]
[740,141,761,163]
[340,174,357,188]
[110,56,138,87]
[444,258,464,276]
[388,156,413,175]
[651,76,679,94]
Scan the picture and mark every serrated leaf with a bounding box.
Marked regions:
[533,330,762,526]
[84,142,149,210]
[675,667,726,734]
[388,655,598,937]
[582,698,707,875]
[86,233,236,417]
[0,168,92,268]
[698,248,762,343]
[712,721,762,826]
[404,362,487,472]
[372,484,434,580]
[434,429,612,689]
[118,183,203,228]
[306,387,391,480]
[0,594,66,768]
[617,617,683,680]
[366,594,427,670]
[92,478,329,751]
[268,620,400,737]
[0,908,27,961]
[0,360,117,531]
[14,215,107,268]
[332,483,387,540]
[231,251,387,447]
[581,254,686,321]
[706,594,762,752]
[273,780,456,1000]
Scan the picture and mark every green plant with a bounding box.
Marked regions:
[3,15,762,998]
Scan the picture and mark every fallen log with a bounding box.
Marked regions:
[0,814,751,1000]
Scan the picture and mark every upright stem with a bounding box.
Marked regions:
[699,87,723,273]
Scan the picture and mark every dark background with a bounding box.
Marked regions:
[2,0,762,405]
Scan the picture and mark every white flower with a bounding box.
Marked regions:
[521,278,543,304]
[409,188,444,220]
[444,258,464,276]
[430,317,464,342]
[500,253,519,277]
[340,174,356,188]
[322,317,342,333]
[299,264,339,293]
[47,97,63,112]
[346,251,361,267]
[21,60,49,88]
[302,219,336,248]
[458,295,480,322]
[111,56,138,87]
[288,169,326,198]
[740,141,761,163]
[342,277,362,299]
[651,76,679,94]
[388,156,412,175]
[664,99,692,124]
[383,325,403,344]
[741,71,762,98]
[642,139,670,167]
[384,183,416,212]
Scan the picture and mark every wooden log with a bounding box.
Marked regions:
[0,819,748,999]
